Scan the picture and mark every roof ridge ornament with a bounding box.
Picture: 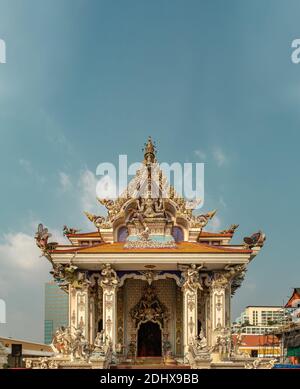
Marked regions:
[142,136,157,164]
[191,209,217,229]
[63,225,80,236]
[83,211,106,238]
[220,224,239,235]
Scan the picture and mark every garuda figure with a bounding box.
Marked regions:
[35,223,58,253]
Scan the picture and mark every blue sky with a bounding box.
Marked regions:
[0,0,300,341]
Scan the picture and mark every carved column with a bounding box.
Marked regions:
[209,273,228,347]
[182,284,198,357]
[225,283,231,328]
[69,284,90,340]
[100,264,119,350]
[181,265,202,358]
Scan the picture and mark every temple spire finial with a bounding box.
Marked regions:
[143,136,156,164]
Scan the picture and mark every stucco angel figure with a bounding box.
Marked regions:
[101,264,118,287]
[215,335,228,359]
[51,327,65,354]
[64,263,78,282]
[94,330,105,348]
[51,326,72,356]
[137,197,146,212]
[71,328,90,361]
[224,264,246,279]
[182,264,204,291]
[139,226,150,241]
[50,264,66,285]
[194,328,208,351]
[93,330,107,355]
[74,271,91,289]
[141,269,157,285]
[212,266,242,289]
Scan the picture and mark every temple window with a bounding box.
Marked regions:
[117,226,128,242]
[172,226,184,242]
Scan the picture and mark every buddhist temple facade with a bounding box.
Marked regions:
[32,138,267,369]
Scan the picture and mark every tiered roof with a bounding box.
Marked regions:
[35,137,265,263]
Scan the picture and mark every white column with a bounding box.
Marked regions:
[210,274,228,346]
[182,286,198,358]
[100,264,119,351]
[69,284,90,340]
[225,284,231,328]
[101,283,118,349]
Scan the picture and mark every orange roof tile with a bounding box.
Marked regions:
[66,231,232,238]
[199,232,232,238]
[66,231,101,237]
[50,241,251,254]
[232,334,280,347]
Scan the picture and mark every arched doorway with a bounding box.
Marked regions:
[137,321,162,357]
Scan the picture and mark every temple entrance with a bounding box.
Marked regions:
[137,321,162,357]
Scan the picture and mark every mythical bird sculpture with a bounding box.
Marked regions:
[243,231,266,248]
[35,223,58,253]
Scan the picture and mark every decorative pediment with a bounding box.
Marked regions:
[130,285,169,327]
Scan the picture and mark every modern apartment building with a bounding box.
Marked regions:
[44,281,69,344]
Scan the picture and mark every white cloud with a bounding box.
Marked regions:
[78,169,99,213]
[243,282,256,291]
[0,223,67,341]
[19,158,46,184]
[212,147,227,167]
[209,215,222,232]
[96,175,118,200]
[19,158,32,174]
[59,172,72,192]
[219,196,227,209]
[0,230,50,340]
[194,149,206,160]
[0,232,42,271]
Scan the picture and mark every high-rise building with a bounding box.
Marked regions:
[44,281,69,344]
[234,306,285,335]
